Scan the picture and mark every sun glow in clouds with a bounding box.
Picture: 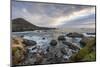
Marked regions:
[12,1,95,28]
[52,7,95,27]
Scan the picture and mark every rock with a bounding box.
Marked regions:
[80,37,88,47]
[50,40,57,46]
[23,39,37,46]
[58,35,66,41]
[60,47,68,55]
[62,41,80,50]
[26,45,37,54]
[34,53,44,64]
[42,37,45,40]
[66,32,84,38]
[69,37,96,62]
[46,43,62,60]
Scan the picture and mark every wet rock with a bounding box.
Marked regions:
[80,37,89,47]
[60,47,68,55]
[34,53,44,65]
[46,56,63,64]
[58,35,66,41]
[20,35,24,38]
[23,39,37,46]
[26,46,37,54]
[42,37,45,40]
[66,32,84,38]
[62,41,80,50]
[50,40,57,46]
[46,43,62,61]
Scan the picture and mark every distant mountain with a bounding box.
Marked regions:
[12,18,56,32]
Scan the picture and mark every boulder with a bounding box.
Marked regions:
[80,37,89,47]
[60,47,68,55]
[42,37,45,40]
[50,40,57,46]
[62,41,80,50]
[23,39,37,46]
[69,37,96,62]
[80,37,95,47]
[26,46,37,54]
[58,35,66,41]
[34,53,44,64]
[66,32,84,38]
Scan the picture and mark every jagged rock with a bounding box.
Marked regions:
[46,44,62,60]
[26,45,37,54]
[60,47,68,55]
[80,37,88,47]
[58,35,66,41]
[50,40,57,46]
[34,53,44,64]
[66,32,84,38]
[69,37,96,62]
[23,39,37,46]
[62,41,80,50]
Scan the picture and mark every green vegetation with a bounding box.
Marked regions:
[12,38,26,65]
[70,37,96,62]
[12,47,25,64]
[82,51,96,61]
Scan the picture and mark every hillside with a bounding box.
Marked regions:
[12,18,55,32]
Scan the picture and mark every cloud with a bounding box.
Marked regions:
[12,1,95,28]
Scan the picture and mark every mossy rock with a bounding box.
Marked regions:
[12,47,26,64]
[82,51,96,61]
[70,37,96,62]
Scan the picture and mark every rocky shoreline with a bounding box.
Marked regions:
[12,32,96,66]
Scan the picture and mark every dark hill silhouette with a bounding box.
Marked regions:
[12,18,55,32]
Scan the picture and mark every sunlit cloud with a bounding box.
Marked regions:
[12,1,95,29]
[50,7,95,27]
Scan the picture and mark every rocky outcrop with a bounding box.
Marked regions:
[66,32,84,38]
[23,39,37,46]
[50,40,57,46]
[62,41,80,50]
[34,53,44,64]
[12,32,95,65]
[60,47,68,55]
[58,35,66,41]
[80,37,95,47]
[80,37,89,47]
[69,37,96,62]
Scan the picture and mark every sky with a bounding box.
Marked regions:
[12,1,96,29]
